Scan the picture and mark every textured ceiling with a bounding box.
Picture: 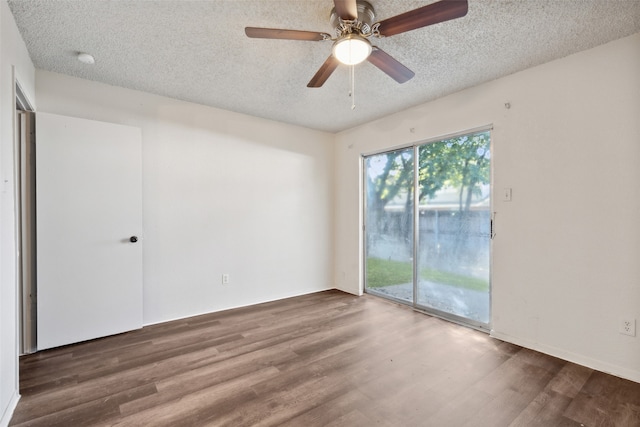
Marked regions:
[7,0,640,133]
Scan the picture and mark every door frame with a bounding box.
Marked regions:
[15,80,37,354]
[361,125,493,331]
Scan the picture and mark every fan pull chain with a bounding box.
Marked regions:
[350,64,356,110]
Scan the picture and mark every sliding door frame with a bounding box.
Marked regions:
[362,125,493,331]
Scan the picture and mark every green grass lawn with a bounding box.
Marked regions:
[366,257,489,292]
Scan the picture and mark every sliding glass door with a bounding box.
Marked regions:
[364,148,414,304]
[416,132,491,325]
[364,130,491,329]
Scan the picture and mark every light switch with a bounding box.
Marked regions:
[503,188,512,202]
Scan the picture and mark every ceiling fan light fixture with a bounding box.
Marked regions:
[332,34,372,65]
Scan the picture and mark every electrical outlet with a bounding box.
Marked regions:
[620,318,636,336]
[222,274,230,285]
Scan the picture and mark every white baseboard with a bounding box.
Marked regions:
[490,330,640,384]
[0,392,20,427]
[143,287,336,327]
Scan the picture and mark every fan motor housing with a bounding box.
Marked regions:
[330,0,376,36]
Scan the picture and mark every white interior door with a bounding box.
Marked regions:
[36,112,143,350]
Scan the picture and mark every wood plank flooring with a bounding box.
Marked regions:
[10,290,640,426]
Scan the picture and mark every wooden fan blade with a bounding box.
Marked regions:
[333,0,358,20]
[367,47,415,83]
[376,0,468,37]
[308,55,340,88]
[245,27,330,41]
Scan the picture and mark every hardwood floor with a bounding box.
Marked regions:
[10,290,640,426]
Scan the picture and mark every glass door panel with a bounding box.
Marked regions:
[416,132,491,325]
[364,148,414,303]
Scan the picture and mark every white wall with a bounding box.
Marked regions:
[0,2,35,426]
[334,33,640,382]
[35,70,334,326]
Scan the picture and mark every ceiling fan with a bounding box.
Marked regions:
[245,0,468,88]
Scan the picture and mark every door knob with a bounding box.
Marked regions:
[130,236,138,243]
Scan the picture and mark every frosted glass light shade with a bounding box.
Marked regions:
[332,34,372,65]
